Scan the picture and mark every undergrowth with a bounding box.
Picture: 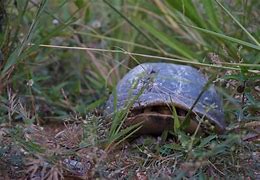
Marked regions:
[0,0,259,179]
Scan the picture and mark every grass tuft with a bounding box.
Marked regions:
[0,0,259,179]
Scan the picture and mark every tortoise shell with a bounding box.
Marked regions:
[105,63,226,134]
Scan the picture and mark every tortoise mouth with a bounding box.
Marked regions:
[127,105,221,135]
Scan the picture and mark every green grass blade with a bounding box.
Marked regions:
[172,105,180,133]
[75,31,161,53]
[2,0,48,74]
[85,97,107,112]
[181,76,215,130]
[182,24,260,51]
[109,123,142,144]
[140,21,196,59]
[166,0,206,28]
[9,0,30,52]
[103,0,165,54]
[215,0,260,46]
[198,135,217,148]
[201,0,220,32]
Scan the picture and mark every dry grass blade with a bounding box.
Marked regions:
[0,0,259,179]
[33,44,260,73]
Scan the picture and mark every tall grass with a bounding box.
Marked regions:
[0,0,259,178]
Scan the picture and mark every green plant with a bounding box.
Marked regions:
[0,0,259,179]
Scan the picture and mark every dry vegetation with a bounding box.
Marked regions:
[0,0,259,179]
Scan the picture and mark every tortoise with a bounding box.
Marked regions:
[105,63,226,135]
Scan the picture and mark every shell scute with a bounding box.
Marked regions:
[105,63,226,132]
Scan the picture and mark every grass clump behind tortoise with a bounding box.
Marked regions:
[105,63,226,136]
